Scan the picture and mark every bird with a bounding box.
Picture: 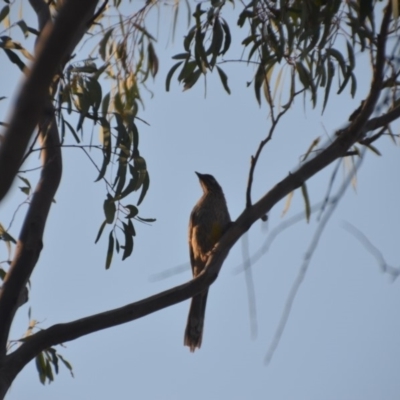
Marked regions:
[184,172,231,352]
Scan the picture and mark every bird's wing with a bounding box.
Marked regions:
[188,210,196,275]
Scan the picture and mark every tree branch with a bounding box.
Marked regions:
[28,0,50,31]
[2,3,393,381]
[365,104,400,131]
[265,148,365,365]
[347,1,392,138]
[246,70,298,208]
[5,98,391,384]
[0,0,99,201]
[0,0,99,363]
[5,267,218,387]
[0,1,395,395]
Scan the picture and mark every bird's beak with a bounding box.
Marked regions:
[195,171,203,179]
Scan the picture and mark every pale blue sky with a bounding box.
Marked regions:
[1,2,400,400]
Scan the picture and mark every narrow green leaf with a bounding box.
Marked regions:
[301,137,320,162]
[100,118,111,163]
[207,18,223,66]
[327,48,347,76]
[194,29,208,70]
[58,354,74,377]
[165,61,183,92]
[64,119,80,143]
[47,348,59,374]
[350,73,357,97]
[183,26,196,52]
[364,143,381,156]
[95,153,108,182]
[337,66,352,95]
[35,352,47,385]
[0,223,16,243]
[220,19,231,55]
[177,60,197,82]
[346,40,355,70]
[296,62,310,90]
[18,175,31,189]
[172,53,191,60]
[122,222,134,260]
[114,163,127,197]
[254,63,265,106]
[147,41,159,77]
[19,186,30,196]
[45,359,54,381]
[16,20,29,38]
[126,219,136,236]
[101,92,110,116]
[301,183,311,223]
[75,94,90,131]
[105,231,114,269]
[241,35,257,47]
[183,69,202,90]
[322,61,334,113]
[2,49,25,71]
[137,171,150,206]
[95,219,107,243]
[216,66,231,94]
[125,205,139,218]
[103,195,116,224]
[0,5,9,24]
[87,77,102,114]
[99,28,114,61]
[136,216,156,223]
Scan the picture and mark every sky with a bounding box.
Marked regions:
[1,2,400,400]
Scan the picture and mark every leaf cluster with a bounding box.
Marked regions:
[167,0,389,111]
[0,2,161,270]
[167,2,233,93]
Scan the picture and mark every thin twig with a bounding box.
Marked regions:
[246,71,298,208]
[241,233,258,339]
[264,148,366,365]
[149,262,189,281]
[317,159,342,221]
[342,221,400,281]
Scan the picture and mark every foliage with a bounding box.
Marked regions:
[0,1,160,269]
[168,0,383,112]
[0,0,399,395]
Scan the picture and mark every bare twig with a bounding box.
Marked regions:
[233,201,324,275]
[264,0,393,364]
[264,148,366,365]
[317,159,342,220]
[149,262,190,281]
[246,71,297,208]
[342,222,400,281]
[241,233,258,339]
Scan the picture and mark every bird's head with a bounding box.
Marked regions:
[195,172,223,194]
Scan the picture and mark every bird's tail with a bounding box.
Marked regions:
[184,290,209,352]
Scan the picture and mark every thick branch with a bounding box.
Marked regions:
[0,0,99,361]
[346,1,392,137]
[0,1,394,396]
[4,267,218,388]
[0,116,62,359]
[28,0,50,31]
[5,101,392,386]
[0,0,99,201]
[2,2,393,387]
[365,104,400,131]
